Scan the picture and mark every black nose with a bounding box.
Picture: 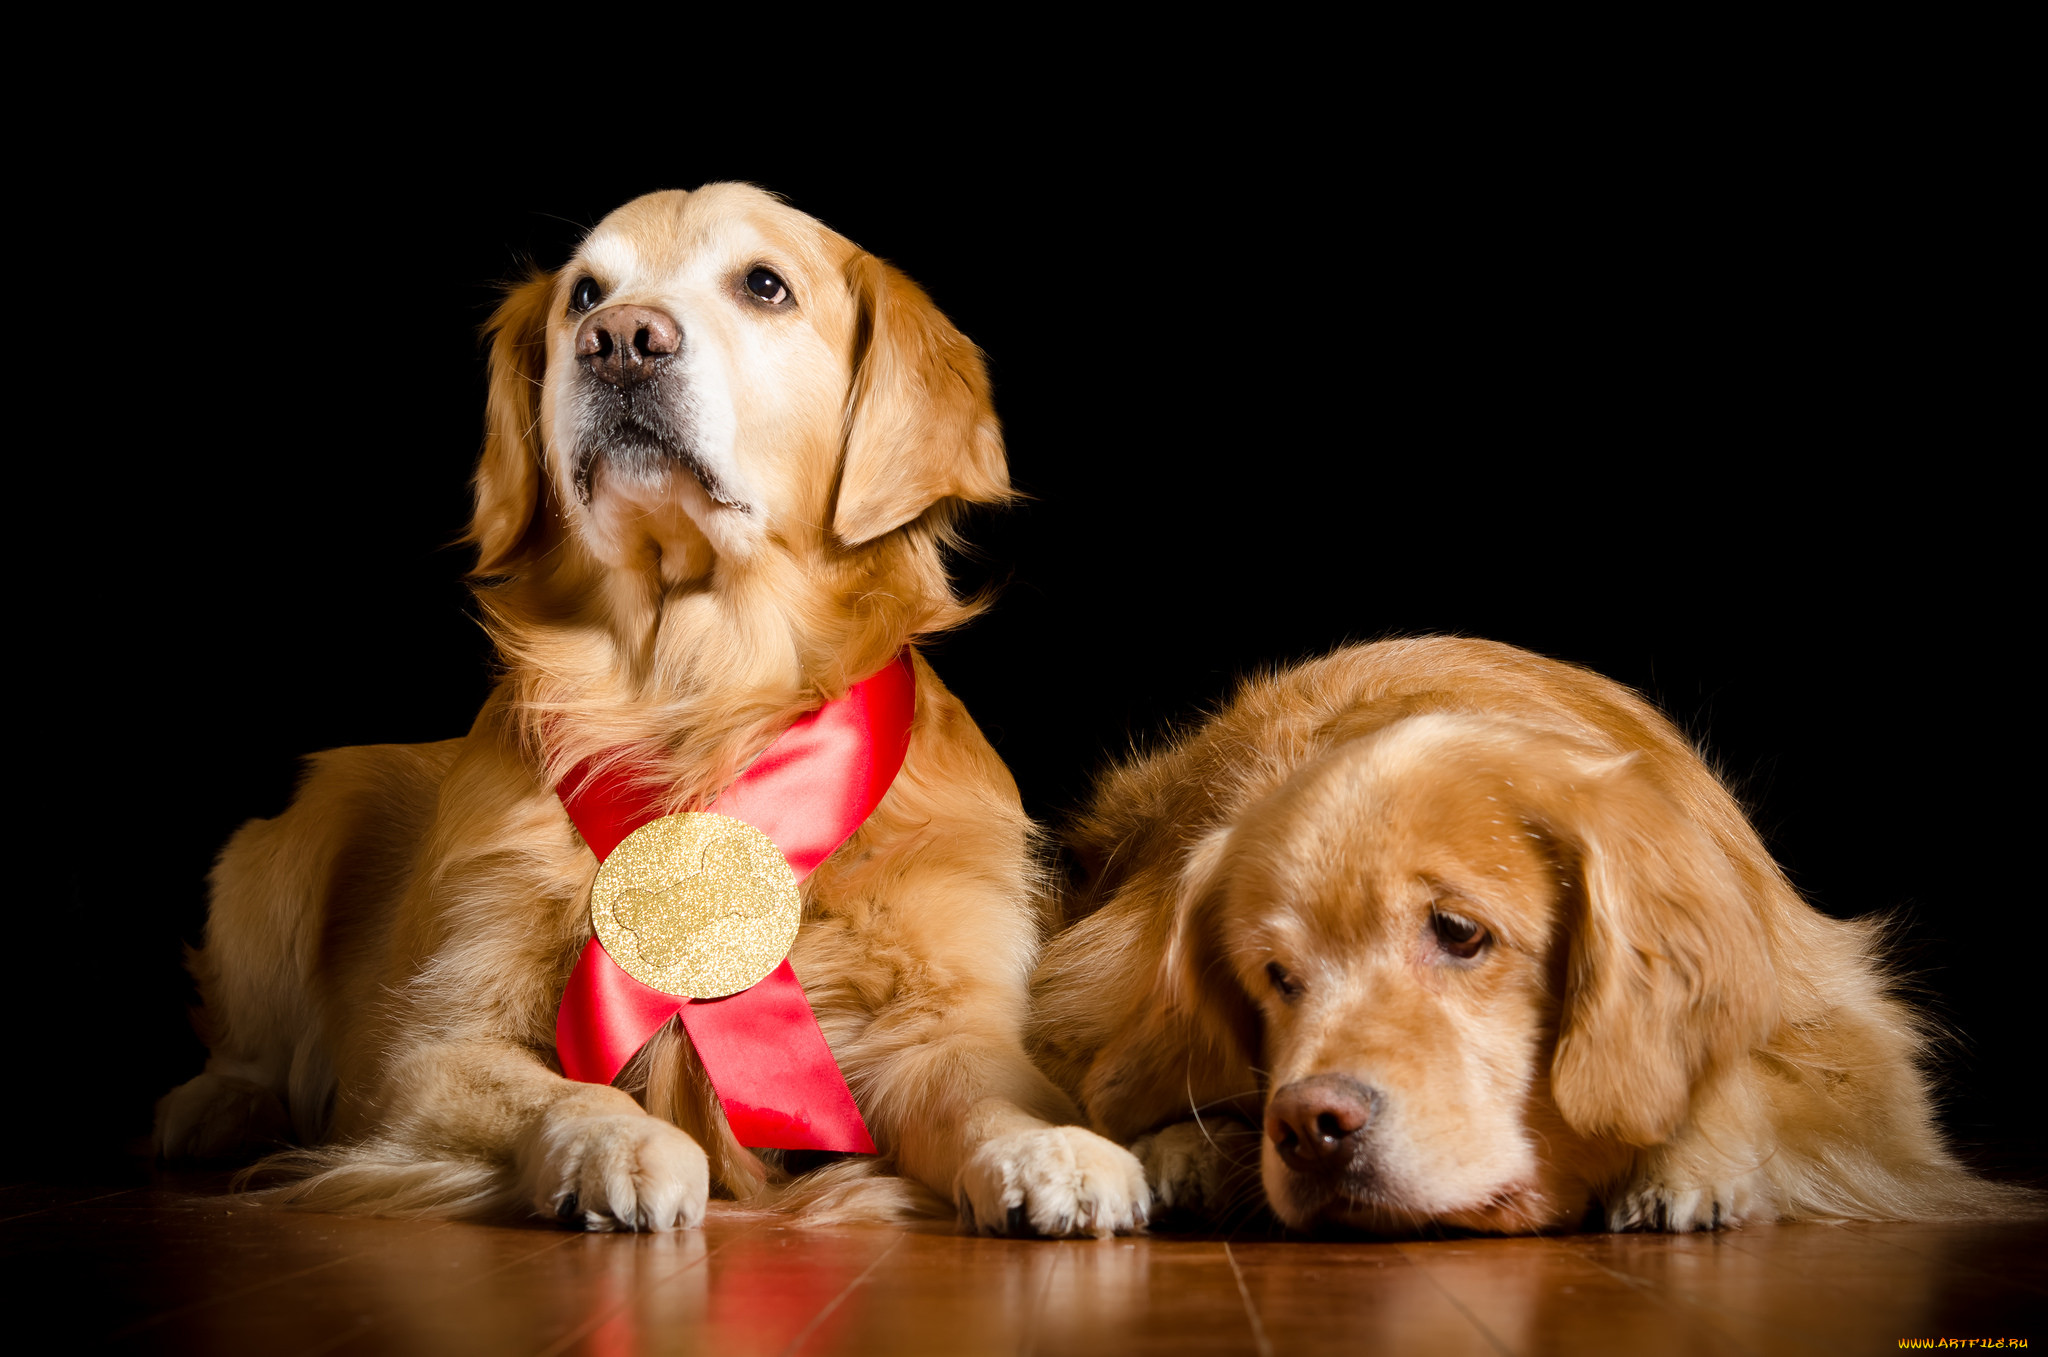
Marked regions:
[576,304,680,388]
[1265,1075,1380,1174]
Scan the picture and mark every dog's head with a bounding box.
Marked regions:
[1170,712,1777,1233]
[468,183,1008,584]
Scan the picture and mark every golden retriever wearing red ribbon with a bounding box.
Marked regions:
[1030,638,2018,1233]
[155,184,1148,1235]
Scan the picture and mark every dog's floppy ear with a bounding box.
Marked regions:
[466,269,556,576]
[833,255,1010,547]
[1542,756,1778,1146]
[1109,826,1263,1134]
[1163,825,1265,1075]
[1059,824,1262,1143]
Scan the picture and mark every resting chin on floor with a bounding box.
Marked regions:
[1029,637,2030,1234]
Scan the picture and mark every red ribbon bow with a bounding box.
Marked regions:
[553,655,915,1153]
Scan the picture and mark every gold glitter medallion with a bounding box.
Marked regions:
[589,812,802,999]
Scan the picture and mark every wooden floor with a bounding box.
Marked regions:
[5,1171,2041,1355]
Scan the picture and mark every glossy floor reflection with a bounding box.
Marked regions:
[4,1173,2041,1354]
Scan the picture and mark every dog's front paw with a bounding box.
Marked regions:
[1607,1173,1757,1232]
[958,1125,1150,1238]
[154,1071,291,1161]
[1130,1118,1262,1220]
[522,1112,709,1232]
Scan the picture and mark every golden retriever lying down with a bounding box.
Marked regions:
[1030,638,2020,1233]
[154,184,1146,1236]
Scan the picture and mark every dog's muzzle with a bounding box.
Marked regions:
[1267,1074,1381,1177]
[567,303,747,512]
[1264,1074,1396,1224]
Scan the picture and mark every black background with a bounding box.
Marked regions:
[21,80,2038,1178]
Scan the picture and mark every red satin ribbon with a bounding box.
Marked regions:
[553,654,915,1153]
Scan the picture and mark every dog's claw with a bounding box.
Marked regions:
[958,1125,1149,1238]
[556,1193,580,1224]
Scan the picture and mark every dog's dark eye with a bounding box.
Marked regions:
[745,267,790,304]
[1431,909,1490,960]
[1266,961,1305,1002]
[571,277,603,313]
